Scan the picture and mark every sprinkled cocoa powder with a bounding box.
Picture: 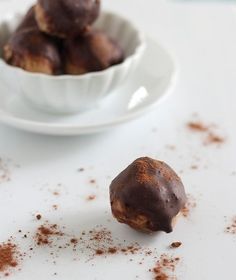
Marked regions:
[70,238,78,245]
[108,247,117,254]
[190,165,198,170]
[0,224,184,278]
[0,158,11,184]
[152,254,180,280]
[187,120,225,146]
[134,158,160,184]
[132,158,180,186]
[52,205,58,210]
[87,195,96,201]
[0,158,20,184]
[0,242,19,275]
[35,224,64,246]
[181,194,196,218]
[187,121,208,132]
[165,145,176,151]
[95,249,104,255]
[204,132,225,145]
[53,191,60,196]
[73,226,142,258]
[225,217,236,234]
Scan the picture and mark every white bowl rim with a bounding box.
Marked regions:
[0,10,146,80]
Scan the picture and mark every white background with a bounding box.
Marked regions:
[0,1,236,279]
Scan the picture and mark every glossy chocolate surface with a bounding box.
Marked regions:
[16,6,38,32]
[5,29,62,74]
[37,0,100,37]
[110,157,187,233]
[63,29,124,74]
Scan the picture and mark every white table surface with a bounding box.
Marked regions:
[0,1,236,279]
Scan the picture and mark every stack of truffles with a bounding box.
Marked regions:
[3,0,124,75]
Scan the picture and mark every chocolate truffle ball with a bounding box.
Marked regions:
[35,0,101,38]
[15,6,38,33]
[4,29,62,75]
[63,30,124,75]
[110,157,187,233]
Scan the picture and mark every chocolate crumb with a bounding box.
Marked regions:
[36,214,42,220]
[170,242,182,249]
[70,239,78,245]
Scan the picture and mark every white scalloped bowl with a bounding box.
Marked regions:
[0,11,146,114]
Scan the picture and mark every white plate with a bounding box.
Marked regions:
[0,37,176,135]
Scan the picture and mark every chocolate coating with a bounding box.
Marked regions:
[15,6,38,33]
[4,29,62,75]
[35,0,101,38]
[110,157,187,233]
[63,29,124,74]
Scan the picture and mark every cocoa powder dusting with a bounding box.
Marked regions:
[186,120,225,146]
[76,226,141,258]
[35,224,64,246]
[190,165,198,170]
[87,195,96,201]
[0,242,19,274]
[0,158,11,184]
[152,254,180,280]
[225,217,236,234]
[52,205,58,210]
[53,191,60,196]
[70,238,78,245]
[134,158,158,184]
[204,132,225,145]
[0,224,184,278]
[133,158,177,185]
[95,249,104,255]
[181,194,196,217]
[108,247,117,254]
[187,122,208,132]
[165,145,176,151]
